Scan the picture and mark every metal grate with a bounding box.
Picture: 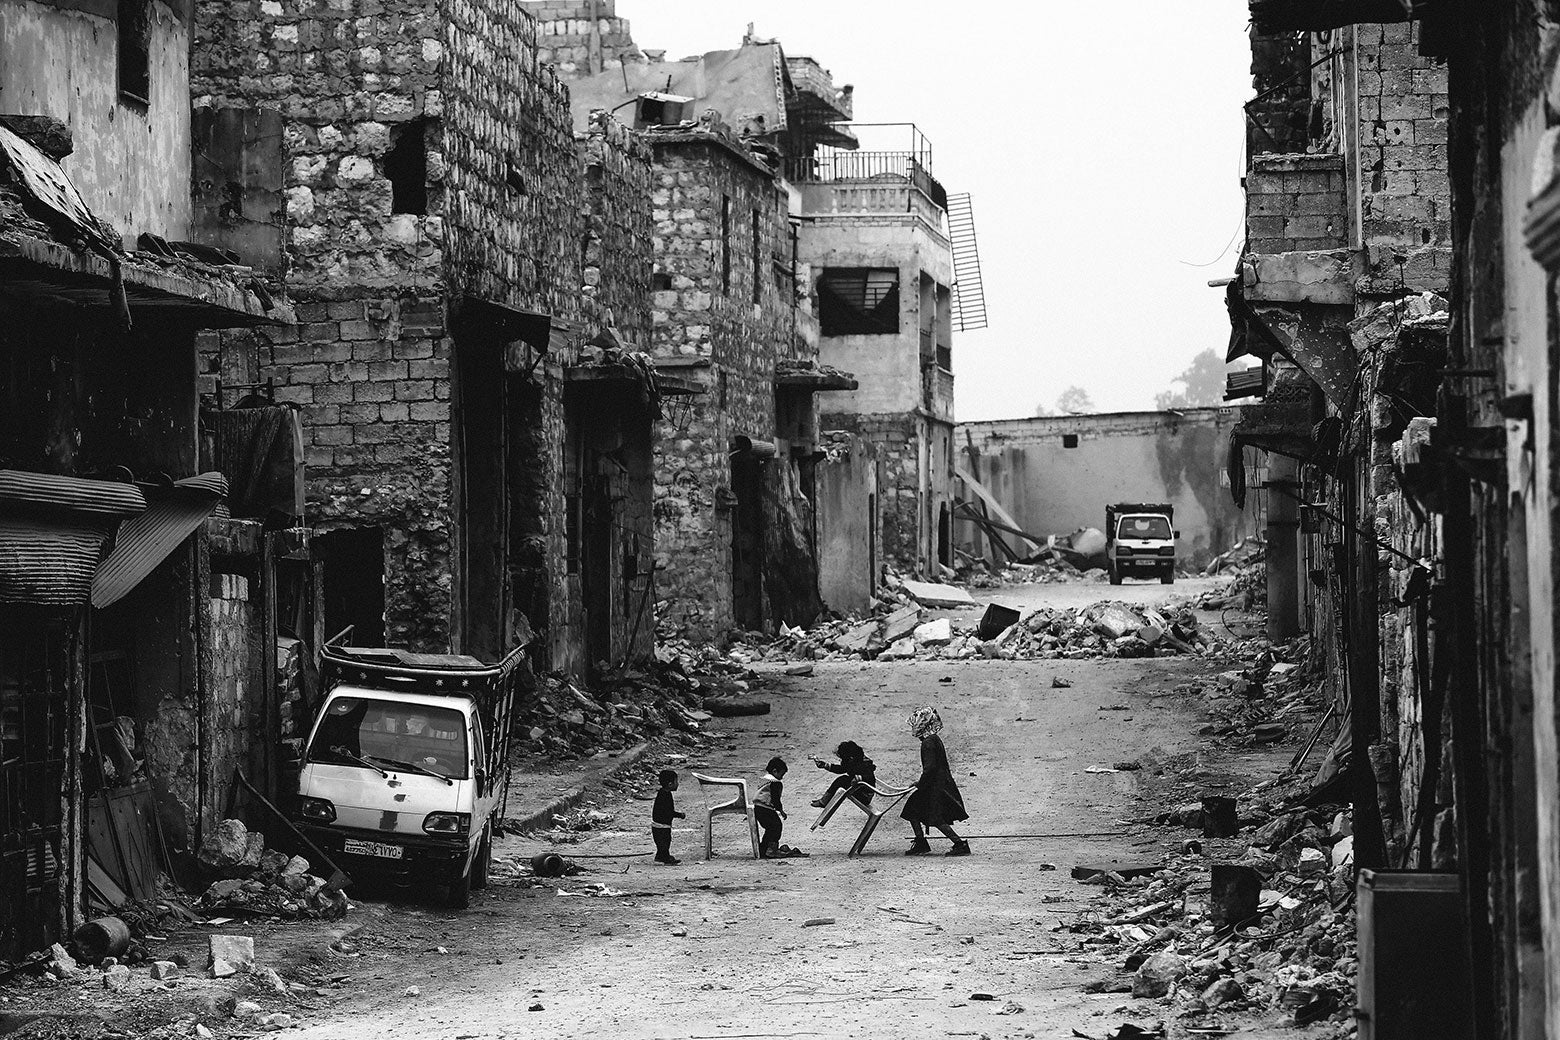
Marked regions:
[945,193,988,332]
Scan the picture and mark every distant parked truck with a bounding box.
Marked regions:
[1106,502,1177,585]
[293,638,526,909]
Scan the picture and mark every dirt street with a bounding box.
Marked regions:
[250,585,1303,1040]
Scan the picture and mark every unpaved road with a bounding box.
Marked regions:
[274,583,1303,1040]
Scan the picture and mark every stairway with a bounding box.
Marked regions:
[945,192,988,332]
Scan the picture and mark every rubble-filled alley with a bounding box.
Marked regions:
[7,0,1560,1038]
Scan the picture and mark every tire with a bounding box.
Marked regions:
[470,831,491,891]
[445,865,472,910]
[1160,571,1175,585]
[1108,565,1122,586]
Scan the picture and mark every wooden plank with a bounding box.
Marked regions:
[86,856,127,911]
[954,465,1042,555]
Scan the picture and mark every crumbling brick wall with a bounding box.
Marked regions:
[1245,154,1349,253]
[192,0,596,658]
[646,132,805,640]
[579,111,654,344]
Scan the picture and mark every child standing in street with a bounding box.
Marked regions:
[902,707,971,857]
[652,768,685,865]
[753,757,788,857]
[809,741,878,807]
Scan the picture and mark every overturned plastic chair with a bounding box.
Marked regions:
[810,782,917,857]
[692,772,761,860]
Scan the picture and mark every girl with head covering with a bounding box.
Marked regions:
[901,707,970,856]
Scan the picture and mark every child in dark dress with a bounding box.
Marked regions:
[651,768,685,865]
[809,741,877,807]
[753,757,788,857]
[901,707,970,856]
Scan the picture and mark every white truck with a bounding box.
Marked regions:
[292,641,525,908]
[1106,502,1178,586]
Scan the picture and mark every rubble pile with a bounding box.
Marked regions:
[1167,638,1321,747]
[958,556,1104,589]
[730,599,1226,664]
[1198,538,1267,610]
[1067,795,1356,1031]
[195,819,347,920]
[514,657,736,759]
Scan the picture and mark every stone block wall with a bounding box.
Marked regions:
[646,132,811,639]
[1353,21,1452,294]
[819,412,923,573]
[525,0,644,74]
[579,111,654,344]
[1245,153,1349,254]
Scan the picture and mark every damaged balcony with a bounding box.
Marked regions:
[788,122,949,218]
[784,56,854,124]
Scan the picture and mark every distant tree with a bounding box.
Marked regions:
[1156,349,1228,410]
[1034,401,1053,417]
[1055,386,1095,415]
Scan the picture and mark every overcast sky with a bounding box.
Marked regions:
[627,1,1252,420]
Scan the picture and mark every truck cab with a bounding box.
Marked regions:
[294,643,524,908]
[1106,502,1177,586]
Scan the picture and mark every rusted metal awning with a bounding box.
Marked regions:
[452,296,552,351]
[91,473,228,608]
[0,471,147,607]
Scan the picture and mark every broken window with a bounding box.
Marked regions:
[818,268,900,336]
[385,120,429,215]
[117,0,152,105]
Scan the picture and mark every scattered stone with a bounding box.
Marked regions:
[880,605,923,643]
[103,964,131,992]
[45,943,76,979]
[802,917,835,927]
[207,934,255,976]
[198,819,251,872]
[901,580,976,608]
[1298,847,1328,875]
[783,663,814,676]
[1131,951,1188,998]
[912,618,953,647]
[234,1001,263,1019]
[1203,977,1243,1008]
[258,1013,293,1031]
[149,961,178,980]
[1071,860,1163,881]
[403,986,420,998]
[1051,676,1073,688]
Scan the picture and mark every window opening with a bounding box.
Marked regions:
[818,268,900,335]
[117,0,152,105]
[386,120,429,216]
[721,196,732,295]
[1062,433,1079,449]
[751,209,762,303]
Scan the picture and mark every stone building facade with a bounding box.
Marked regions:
[1226,3,1560,1032]
[191,0,657,674]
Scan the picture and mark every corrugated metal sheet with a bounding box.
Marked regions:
[0,470,147,518]
[0,471,147,607]
[0,514,112,605]
[90,473,228,609]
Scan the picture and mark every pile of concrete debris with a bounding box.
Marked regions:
[1068,791,1355,1031]
[959,557,1105,589]
[514,653,756,758]
[733,598,1222,664]
[1198,538,1267,610]
[195,819,347,920]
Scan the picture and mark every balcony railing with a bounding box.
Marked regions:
[786,150,948,211]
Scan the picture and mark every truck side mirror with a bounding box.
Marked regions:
[1174,530,1181,539]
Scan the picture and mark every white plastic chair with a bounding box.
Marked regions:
[810,782,917,857]
[692,772,761,860]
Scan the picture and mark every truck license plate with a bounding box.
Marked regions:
[343,838,403,860]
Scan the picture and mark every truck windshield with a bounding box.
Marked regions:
[306,698,470,779]
[1118,516,1172,540]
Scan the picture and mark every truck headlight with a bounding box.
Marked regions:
[1159,547,1176,556]
[423,812,471,836]
[297,797,336,823]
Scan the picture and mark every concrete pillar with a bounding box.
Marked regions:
[1266,456,1301,640]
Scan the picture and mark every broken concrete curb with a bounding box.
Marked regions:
[506,742,650,834]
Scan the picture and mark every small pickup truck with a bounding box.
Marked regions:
[1106,502,1178,586]
[293,640,525,908]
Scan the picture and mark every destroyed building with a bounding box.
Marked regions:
[535,5,986,633]
[1227,2,1560,1033]
[798,122,985,582]
[547,17,862,639]
[189,0,660,677]
[0,4,306,958]
[956,409,1259,570]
